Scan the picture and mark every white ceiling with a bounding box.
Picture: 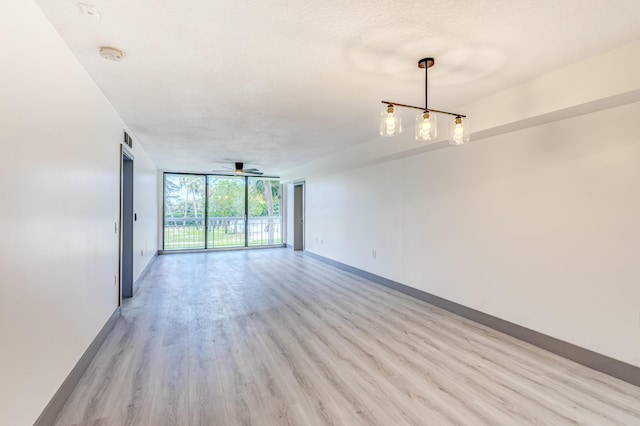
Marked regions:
[34,0,640,175]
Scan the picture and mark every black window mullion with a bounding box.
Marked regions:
[244,176,249,247]
[204,176,209,249]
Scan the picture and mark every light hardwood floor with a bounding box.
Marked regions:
[54,249,640,425]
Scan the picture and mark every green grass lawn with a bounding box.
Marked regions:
[164,226,281,250]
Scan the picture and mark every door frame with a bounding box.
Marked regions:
[293,181,305,251]
[119,145,135,304]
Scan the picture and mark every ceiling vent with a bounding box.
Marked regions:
[123,131,133,148]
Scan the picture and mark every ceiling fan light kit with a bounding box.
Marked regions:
[380,57,469,145]
[234,162,244,174]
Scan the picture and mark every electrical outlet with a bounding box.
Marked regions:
[141,249,144,256]
[114,274,117,287]
[372,250,377,259]
[321,239,324,244]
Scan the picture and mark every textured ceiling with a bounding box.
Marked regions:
[34,0,640,175]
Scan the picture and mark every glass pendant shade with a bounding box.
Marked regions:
[380,105,401,137]
[415,111,437,141]
[449,116,469,145]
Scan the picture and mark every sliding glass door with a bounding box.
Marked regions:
[163,174,206,250]
[163,173,282,251]
[248,178,281,246]
[207,176,245,248]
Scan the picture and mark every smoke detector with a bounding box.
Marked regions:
[99,47,126,62]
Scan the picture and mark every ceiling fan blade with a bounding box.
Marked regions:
[243,168,262,173]
[210,171,278,178]
[211,162,267,177]
[211,170,261,175]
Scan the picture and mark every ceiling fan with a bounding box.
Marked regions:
[211,162,264,176]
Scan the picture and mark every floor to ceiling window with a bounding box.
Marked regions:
[163,174,206,250]
[247,178,281,247]
[207,176,246,248]
[163,173,282,251]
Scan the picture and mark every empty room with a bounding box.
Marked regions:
[2,0,640,425]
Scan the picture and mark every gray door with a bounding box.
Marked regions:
[121,151,134,299]
[293,183,304,251]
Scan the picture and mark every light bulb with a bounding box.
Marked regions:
[386,113,396,127]
[386,113,396,136]
[380,105,401,137]
[448,116,469,145]
[415,111,437,142]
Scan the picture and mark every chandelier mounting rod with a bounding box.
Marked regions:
[381,57,466,118]
[419,57,434,111]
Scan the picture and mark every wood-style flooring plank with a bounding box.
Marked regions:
[53,249,640,425]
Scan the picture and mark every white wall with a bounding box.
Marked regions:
[0,1,157,424]
[301,100,640,368]
[133,151,158,279]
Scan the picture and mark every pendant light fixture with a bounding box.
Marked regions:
[380,104,401,137]
[380,58,469,145]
